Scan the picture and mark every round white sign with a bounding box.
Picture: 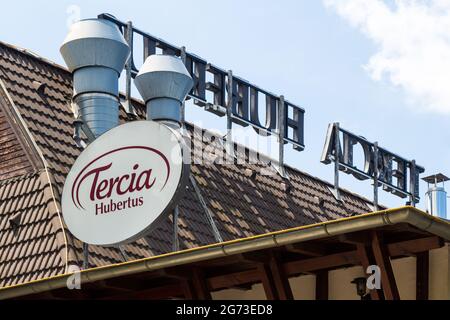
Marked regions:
[62,120,188,246]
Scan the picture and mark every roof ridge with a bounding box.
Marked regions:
[0,77,44,172]
[0,40,69,75]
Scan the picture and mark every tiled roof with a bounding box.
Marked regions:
[0,40,377,287]
[0,103,33,180]
[0,172,65,287]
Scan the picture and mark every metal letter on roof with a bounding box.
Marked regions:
[321,123,425,209]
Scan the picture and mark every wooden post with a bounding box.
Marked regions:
[371,231,400,300]
[356,243,381,300]
[192,269,212,300]
[315,271,328,300]
[182,280,197,300]
[416,251,429,300]
[268,252,294,300]
[258,264,278,300]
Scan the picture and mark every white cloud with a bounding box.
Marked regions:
[324,0,450,114]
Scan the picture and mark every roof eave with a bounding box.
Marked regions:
[1,206,449,299]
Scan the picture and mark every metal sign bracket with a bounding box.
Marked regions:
[277,95,287,179]
[189,174,223,243]
[321,122,424,210]
[123,21,137,117]
[333,122,342,202]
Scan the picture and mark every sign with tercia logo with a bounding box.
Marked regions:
[62,121,189,246]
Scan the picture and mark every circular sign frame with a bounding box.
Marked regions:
[62,120,189,246]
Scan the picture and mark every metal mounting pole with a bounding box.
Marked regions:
[278,95,286,178]
[373,142,379,211]
[334,122,341,201]
[410,160,417,207]
[123,21,135,116]
[82,242,89,269]
[180,46,187,126]
[118,245,129,262]
[172,206,180,251]
[170,46,188,252]
[225,70,234,161]
[189,175,223,243]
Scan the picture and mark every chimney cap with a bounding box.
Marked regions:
[422,173,450,184]
[60,18,130,73]
[134,54,193,104]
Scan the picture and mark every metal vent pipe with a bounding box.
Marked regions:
[423,173,449,219]
[60,18,130,137]
[134,55,193,127]
[426,186,447,219]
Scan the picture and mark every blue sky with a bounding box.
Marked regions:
[1,0,449,209]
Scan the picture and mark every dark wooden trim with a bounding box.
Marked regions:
[371,231,400,300]
[156,267,192,280]
[284,250,358,276]
[338,232,370,245]
[238,251,271,263]
[285,242,326,257]
[416,251,429,300]
[388,236,443,257]
[96,280,135,292]
[102,283,182,300]
[315,271,328,300]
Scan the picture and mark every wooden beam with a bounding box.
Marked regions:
[192,269,211,300]
[181,280,197,300]
[102,283,182,300]
[207,269,260,291]
[94,280,138,295]
[285,242,326,257]
[238,251,271,263]
[385,223,431,236]
[269,252,294,300]
[100,278,143,291]
[356,244,381,300]
[388,236,443,258]
[315,271,328,300]
[338,232,370,245]
[257,264,278,300]
[31,289,88,300]
[155,267,192,280]
[416,251,429,300]
[284,250,358,276]
[371,231,400,300]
